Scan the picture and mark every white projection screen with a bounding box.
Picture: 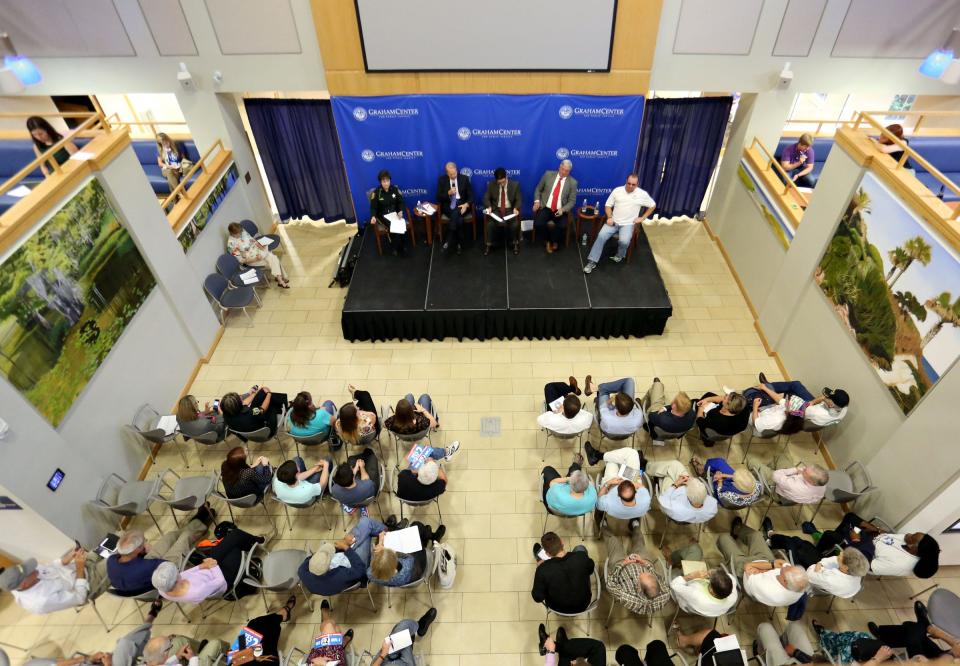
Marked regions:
[354,0,618,72]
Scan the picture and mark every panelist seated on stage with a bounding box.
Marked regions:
[436,161,473,255]
[583,174,656,274]
[533,159,578,254]
[369,169,407,256]
[482,166,522,256]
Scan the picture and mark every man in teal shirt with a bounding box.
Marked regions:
[542,454,597,516]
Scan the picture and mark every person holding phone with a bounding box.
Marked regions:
[779,133,816,188]
[176,394,226,442]
[220,386,288,440]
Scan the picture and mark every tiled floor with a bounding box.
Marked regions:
[1,219,956,665]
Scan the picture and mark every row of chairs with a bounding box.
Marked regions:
[203,219,280,324]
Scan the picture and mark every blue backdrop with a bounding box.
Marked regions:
[332,94,645,228]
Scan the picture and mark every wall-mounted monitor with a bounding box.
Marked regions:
[354,0,617,72]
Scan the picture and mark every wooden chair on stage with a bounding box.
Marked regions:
[372,213,417,255]
[530,210,571,248]
[437,203,478,244]
[589,214,642,263]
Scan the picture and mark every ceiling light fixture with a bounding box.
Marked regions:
[0,33,41,86]
[919,28,960,79]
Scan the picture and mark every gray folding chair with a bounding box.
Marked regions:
[239,218,282,250]
[540,400,588,462]
[544,569,602,635]
[181,430,221,467]
[700,426,741,458]
[385,403,439,460]
[740,427,785,464]
[228,425,286,461]
[286,421,342,463]
[127,403,187,468]
[242,541,312,612]
[213,483,274,528]
[160,469,218,526]
[540,473,593,541]
[92,473,165,531]
[204,273,257,325]
[391,465,443,523]
[642,396,693,456]
[380,543,436,609]
[809,460,873,523]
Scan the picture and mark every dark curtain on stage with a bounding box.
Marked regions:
[635,96,733,219]
[244,98,355,223]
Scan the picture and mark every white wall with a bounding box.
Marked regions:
[0,485,73,562]
[651,0,960,95]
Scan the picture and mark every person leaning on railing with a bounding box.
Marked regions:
[27,116,77,177]
[872,123,913,171]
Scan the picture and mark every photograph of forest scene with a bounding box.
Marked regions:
[816,173,960,415]
[0,178,156,426]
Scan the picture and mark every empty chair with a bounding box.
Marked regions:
[228,424,286,461]
[216,252,267,300]
[160,469,218,526]
[239,219,281,249]
[183,430,221,467]
[242,541,311,612]
[700,427,738,458]
[92,473,165,531]
[740,428,785,465]
[213,483,273,527]
[127,403,186,468]
[204,273,257,325]
[543,569,602,635]
[808,460,873,523]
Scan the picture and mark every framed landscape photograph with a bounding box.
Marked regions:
[0,178,156,427]
[815,172,960,415]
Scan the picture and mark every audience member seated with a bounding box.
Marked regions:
[869,600,960,661]
[220,447,272,501]
[82,598,163,666]
[691,456,762,508]
[374,608,438,666]
[749,460,829,504]
[538,625,606,665]
[299,516,394,596]
[272,456,331,505]
[220,387,288,440]
[531,531,595,614]
[744,384,806,437]
[226,222,289,288]
[615,639,674,666]
[694,390,749,441]
[331,447,380,507]
[641,377,695,439]
[742,373,849,432]
[538,377,593,435]
[0,544,106,615]
[811,619,885,665]
[805,387,850,427]
[542,454,597,516]
[226,596,298,666]
[142,631,227,666]
[645,459,718,523]
[397,459,447,503]
[718,518,807,607]
[286,391,337,439]
[307,600,355,665]
[156,133,194,196]
[602,522,669,616]
[335,384,380,447]
[586,375,644,435]
[807,513,940,578]
[584,443,651,523]
[754,621,818,666]
[176,394,225,441]
[766,531,868,600]
[151,528,264,603]
[107,504,213,594]
[384,391,439,435]
[779,133,816,188]
[664,536,738,617]
[27,116,78,177]
[368,522,445,588]
[872,123,911,169]
[673,626,742,664]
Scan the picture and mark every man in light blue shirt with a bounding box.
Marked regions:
[272,456,331,505]
[588,444,651,522]
[586,375,644,436]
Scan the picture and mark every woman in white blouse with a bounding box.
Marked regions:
[226,222,290,288]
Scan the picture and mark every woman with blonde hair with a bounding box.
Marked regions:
[367,521,445,587]
[334,384,379,446]
[691,456,761,507]
[226,222,289,288]
[176,394,225,441]
[156,132,193,194]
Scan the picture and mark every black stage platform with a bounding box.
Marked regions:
[341,226,672,341]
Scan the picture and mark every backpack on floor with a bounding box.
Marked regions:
[434,542,457,589]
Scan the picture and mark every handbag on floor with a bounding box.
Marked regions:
[435,542,457,589]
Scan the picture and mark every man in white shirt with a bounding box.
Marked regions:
[743,374,850,430]
[583,174,656,274]
[766,525,867,599]
[538,377,593,435]
[670,565,737,616]
[142,633,227,666]
[646,459,718,524]
[0,546,107,615]
[719,518,807,607]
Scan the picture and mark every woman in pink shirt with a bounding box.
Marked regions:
[152,528,264,603]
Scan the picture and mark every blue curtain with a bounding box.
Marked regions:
[244,98,355,223]
[635,97,733,219]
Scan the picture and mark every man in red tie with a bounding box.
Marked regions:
[481,167,523,256]
[533,160,578,254]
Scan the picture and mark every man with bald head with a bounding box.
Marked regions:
[603,520,669,616]
[719,517,808,607]
[142,632,226,666]
[436,161,473,255]
[533,159,578,253]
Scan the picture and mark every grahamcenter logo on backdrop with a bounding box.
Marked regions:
[557,147,619,159]
[461,167,520,178]
[401,187,428,198]
[354,107,419,121]
[457,127,522,140]
[558,105,573,119]
[361,149,424,162]
[578,187,612,196]
[559,106,625,119]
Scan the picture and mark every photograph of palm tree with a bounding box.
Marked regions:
[816,172,959,415]
[0,178,156,427]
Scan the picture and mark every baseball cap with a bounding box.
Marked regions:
[0,558,37,592]
[824,388,850,408]
[308,542,335,575]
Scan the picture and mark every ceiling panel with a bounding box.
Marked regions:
[673,0,763,55]
[832,0,960,58]
[773,0,826,57]
[138,0,197,56]
[0,0,135,57]
[204,0,301,55]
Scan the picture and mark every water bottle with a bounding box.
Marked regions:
[416,199,421,213]
[581,198,587,211]
[595,200,600,212]
[581,233,588,246]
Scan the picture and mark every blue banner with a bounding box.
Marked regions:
[332,94,645,228]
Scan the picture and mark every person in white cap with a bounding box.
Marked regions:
[0,543,106,615]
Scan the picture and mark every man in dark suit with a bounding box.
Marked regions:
[533,159,577,254]
[436,162,473,255]
[481,167,522,255]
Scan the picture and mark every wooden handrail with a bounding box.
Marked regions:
[0,112,114,197]
[850,111,960,220]
[788,110,960,137]
[750,136,806,201]
[0,111,108,119]
[160,139,226,209]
